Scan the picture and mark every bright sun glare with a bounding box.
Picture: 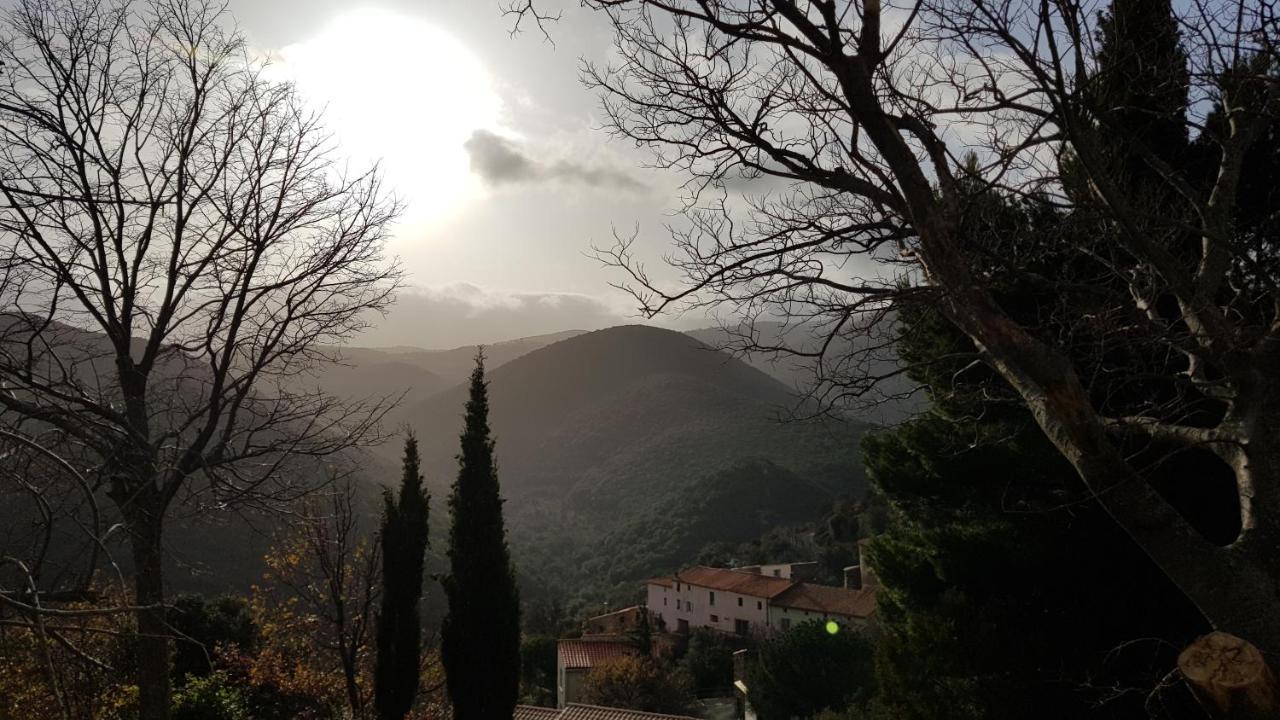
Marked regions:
[278,7,501,227]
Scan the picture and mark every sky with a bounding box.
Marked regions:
[227,0,703,348]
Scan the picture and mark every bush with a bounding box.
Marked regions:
[171,672,250,720]
[580,656,693,715]
[680,629,737,692]
[745,621,875,720]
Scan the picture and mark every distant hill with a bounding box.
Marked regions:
[397,325,872,608]
[1,320,873,613]
[685,321,922,424]
[309,330,585,429]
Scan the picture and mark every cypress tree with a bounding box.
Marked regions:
[375,433,430,720]
[1093,0,1190,170]
[441,352,521,719]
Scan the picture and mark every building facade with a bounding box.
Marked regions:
[645,565,876,637]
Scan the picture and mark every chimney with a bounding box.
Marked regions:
[789,562,820,582]
[843,565,862,589]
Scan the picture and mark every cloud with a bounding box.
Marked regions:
[464,130,646,191]
[355,284,636,348]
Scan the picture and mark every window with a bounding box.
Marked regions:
[757,601,762,610]
[676,582,681,592]
[735,619,750,635]
[676,599,681,610]
[710,614,719,623]
[772,569,781,577]
[663,597,668,606]
[710,591,716,606]
[737,597,743,607]
[688,602,694,611]
[780,618,791,630]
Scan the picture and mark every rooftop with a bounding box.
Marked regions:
[561,703,700,720]
[515,707,564,720]
[557,639,639,670]
[671,566,796,599]
[772,582,877,618]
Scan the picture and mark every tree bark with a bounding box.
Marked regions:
[912,214,1280,655]
[129,503,171,720]
[1179,632,1278,719]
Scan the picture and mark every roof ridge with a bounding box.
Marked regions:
[565,703,699,719]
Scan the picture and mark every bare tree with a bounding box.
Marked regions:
[511,0,1280,654]
[262,480,381,718]
[0,0,402,716]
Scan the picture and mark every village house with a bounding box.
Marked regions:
[516,703,700,720]
[645,561,877,636]
[556,639,639,709]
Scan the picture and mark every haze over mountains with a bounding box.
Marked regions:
[3,319,886,611]
[361,324,874,607]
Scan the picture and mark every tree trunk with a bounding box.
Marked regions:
[342,641,364,716]
[911,215,1280,655]
[130,511,171,720]
[1179,632,1278,719]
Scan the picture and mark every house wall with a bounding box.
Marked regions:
[560,669,587,708]
[766,605,869,633]
[646,582,675,633]
[658,580,771,635]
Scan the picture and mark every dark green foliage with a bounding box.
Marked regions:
[696,497,878,587]
[170,672,250,720]
[744,621,875,720]
[441,352,522,719]
[375,433,431,720]
[631,608,653,657]
[522,597,575,637]
[1092,0,1190,179]
[168,595,255,685]
[679,629,736,693]
[519,635,558,706]
[583,458,837,603]
[402,326,870,611]
[865,407,1206,719]
[868,12,1220,703]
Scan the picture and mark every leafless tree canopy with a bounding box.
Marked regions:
[0,0,402,715]
[514,0,1280,653]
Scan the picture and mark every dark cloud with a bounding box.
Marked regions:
[464,129,646,191]
[355,284,632,348]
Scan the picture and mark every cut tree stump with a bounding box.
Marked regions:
[1178,632,1277,719]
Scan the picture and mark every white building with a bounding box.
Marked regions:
[645,565,876,637]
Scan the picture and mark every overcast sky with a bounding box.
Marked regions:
[218,0,708,348]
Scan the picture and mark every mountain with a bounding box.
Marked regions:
[685,321,922,424]
[307,330,586,428]
[398,325,872,608]
[1,319,872,613]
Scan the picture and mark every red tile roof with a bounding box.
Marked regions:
[673,566,796,599]
[557,640,639,670]
[560,704,700,720]
[773,582,877,618]
[515,706,563,720]
[646,576,673,588]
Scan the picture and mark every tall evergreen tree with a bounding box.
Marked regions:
[866,297,1207,719]
[868,10,1214,700]
[375,433,431,720]
[441,352,521,719]
[1092,0,1190,174]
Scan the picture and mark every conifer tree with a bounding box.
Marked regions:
[441,352,521,719]
[867,3,1215,715]
[375,433,430,720]
[1093,0,1190,173]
